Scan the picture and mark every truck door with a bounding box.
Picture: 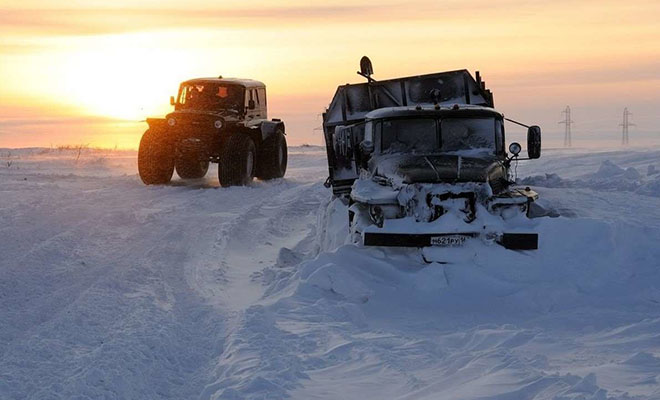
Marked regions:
[328,123,365,196]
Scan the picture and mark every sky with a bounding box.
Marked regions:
[1,0,659,149]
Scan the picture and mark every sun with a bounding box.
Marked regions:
[55,31,234,121]
[6,29,267,126]
[61,43,184,120]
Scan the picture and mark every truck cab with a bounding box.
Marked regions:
[322,58,543,251]
[172,78,268,121]
[358,105,509,190]
[138,76,287,187]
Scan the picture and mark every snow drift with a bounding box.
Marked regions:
[1,146,660,399]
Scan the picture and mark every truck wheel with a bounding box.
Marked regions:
[256,129,287,180]
[138,129,174,185]
[175,141,209,179]
[219,134,256,187]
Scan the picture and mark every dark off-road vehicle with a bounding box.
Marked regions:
[138,77,287,186]
[323,58,543,250]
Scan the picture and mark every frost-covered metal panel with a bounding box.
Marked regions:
[322,69,494,196]
[324,70,492,128]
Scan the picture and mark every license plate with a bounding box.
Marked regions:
[430,235,468,247]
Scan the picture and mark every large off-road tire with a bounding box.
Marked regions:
[219,134,256,187]
[138,129,174,185]
[175,140,209,179]
[256,129,287,180]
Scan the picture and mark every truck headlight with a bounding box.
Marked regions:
[214,119,224,129]
[167,117,176,127]
[369,205,384,228]
[508,142,521,156]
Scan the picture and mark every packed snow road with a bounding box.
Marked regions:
[1,146,660,399]
[0,147,327,399]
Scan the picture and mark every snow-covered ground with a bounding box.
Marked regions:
[1,145,659,399]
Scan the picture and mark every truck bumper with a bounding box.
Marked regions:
[363,232,538,250]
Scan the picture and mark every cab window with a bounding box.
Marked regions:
[378,118,438,153]
[440,118,497,153]
[245,89,253,109]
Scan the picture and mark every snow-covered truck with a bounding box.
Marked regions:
[322,57,542,250]
[138,77,287,187]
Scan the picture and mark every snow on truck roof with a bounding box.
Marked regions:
[181,77,265,87]
[323,69,495,127]
[365,105,502,120]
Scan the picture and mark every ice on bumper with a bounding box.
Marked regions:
[350,178,539,249]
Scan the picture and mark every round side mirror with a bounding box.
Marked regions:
[509,142,522,156]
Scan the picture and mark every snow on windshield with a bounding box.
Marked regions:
[378,117,498,154]
[441,118,496,153]
[380,118,438,153]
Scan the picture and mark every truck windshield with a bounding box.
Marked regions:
[178,83,244,112]
[377,117,500,154]
[441,118,497,153]
[380,118,438,153]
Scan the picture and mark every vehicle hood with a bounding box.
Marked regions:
[371,153,506,184]
[167,109,240,121]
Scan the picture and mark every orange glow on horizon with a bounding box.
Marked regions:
[1,0,659,148]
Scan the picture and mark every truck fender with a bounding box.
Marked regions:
[146,118,167,130]
[259,120,285,141]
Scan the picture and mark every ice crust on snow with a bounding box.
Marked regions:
[1,146,660,399]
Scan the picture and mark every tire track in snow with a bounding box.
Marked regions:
[0,153,326,399]
[0,174,233,399]
[205,181,326,310]
[4,147,660,399]
[195,180,329,399]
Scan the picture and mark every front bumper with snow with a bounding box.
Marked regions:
[363,232,538,250]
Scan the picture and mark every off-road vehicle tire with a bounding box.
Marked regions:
[138,129,174,185]
[175,140,209,179]
[219,134,256,187]
[256,129,287,180]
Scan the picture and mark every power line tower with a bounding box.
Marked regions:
[620,107,635,145]
[558,106,574,147]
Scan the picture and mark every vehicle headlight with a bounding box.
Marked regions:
[214,119,224,129]
[508,142,522,156]
[167,117,176,126]
[369,205,384,228]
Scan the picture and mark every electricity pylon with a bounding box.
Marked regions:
[620,107,635,145]
[558,106,574,147]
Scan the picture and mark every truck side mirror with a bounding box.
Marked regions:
[527,126,541,159]
[170,96,176,106]
[248,99,256,110]
[360,140,374,155]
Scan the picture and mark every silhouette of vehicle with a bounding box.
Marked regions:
[138,77,287,187]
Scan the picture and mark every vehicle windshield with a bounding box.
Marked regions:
[377,117,498,154]
[379,118,438,153]
[178,83,244,112]
[441,118,497,153]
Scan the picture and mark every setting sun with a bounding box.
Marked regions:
[60,35,185,120]
[1,0,659,148]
